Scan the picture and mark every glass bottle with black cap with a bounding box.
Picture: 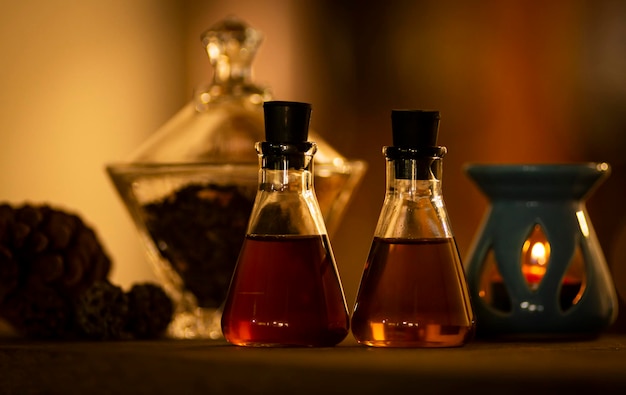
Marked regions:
[351,110,475,347]
[221,101,350,347]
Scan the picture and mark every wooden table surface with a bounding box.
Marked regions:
[1,334,625,394]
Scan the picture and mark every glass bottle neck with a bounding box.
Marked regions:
[257,141,316,170]
[255,141,317,203]
[375,147,451,240]
[247,142,325,236]
[384,147,445,197]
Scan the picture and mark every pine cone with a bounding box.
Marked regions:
[74,281,130,340]
[126,283,174,339]
[0,202,176,341]
[0,203,112,301]
[0,202,113,339]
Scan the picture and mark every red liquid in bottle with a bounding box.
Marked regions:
[221,234,349,347]
[351,237,475,347]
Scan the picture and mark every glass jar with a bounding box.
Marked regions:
[106,17,365,339]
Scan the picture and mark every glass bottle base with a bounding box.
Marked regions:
[221,234,349,347]
[354,322,473,348]
[352,237,475,348]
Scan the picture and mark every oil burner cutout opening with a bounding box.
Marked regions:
[478,223,587,314]
[521,224,550,292]
[520,223,586,312]
[478,248,512,313]
[560,243,586,312]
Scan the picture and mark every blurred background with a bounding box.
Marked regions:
[1,0,625,330]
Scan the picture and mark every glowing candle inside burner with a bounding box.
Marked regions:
[521,225,550,290]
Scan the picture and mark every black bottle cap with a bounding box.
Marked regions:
[391,110,440,148]
[263,101,311,143]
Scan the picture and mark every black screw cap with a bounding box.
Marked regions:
[391,110,440,148]
[263,101,311,143]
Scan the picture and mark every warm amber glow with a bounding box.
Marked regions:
[522,225,551,289]
[371,322,385,341]
[207,42,220,62]
[524,263,547,284]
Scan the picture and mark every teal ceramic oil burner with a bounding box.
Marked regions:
[464,163,618,339]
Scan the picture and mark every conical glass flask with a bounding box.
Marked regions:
[105,17,365,339]
[221,101,350,347]
[351,110,475,347]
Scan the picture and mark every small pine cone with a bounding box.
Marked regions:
[126,283,174,339]
[0,285,72,339]
[74,281,130,340]
[0,246,18,305]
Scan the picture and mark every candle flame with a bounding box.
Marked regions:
[521,225,551,289]
[530,242,547,266]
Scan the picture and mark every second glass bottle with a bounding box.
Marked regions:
[221,101,350,347]
[351,110,475,347]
